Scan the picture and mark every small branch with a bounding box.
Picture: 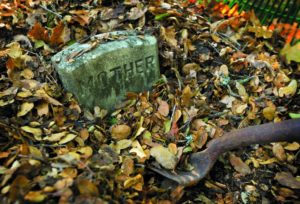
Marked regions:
[39,5,62,19]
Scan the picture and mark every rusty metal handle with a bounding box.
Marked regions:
[207,119,300,155]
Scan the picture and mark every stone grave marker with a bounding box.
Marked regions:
[51,31,160,111]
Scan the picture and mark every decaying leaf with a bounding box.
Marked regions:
[111,124,132,141]
[275,172,300,189]
[77,179,99,196]
[272,143,286,162]
[229,153,251,175]
[157,98,169,117]
[150,145,177,170]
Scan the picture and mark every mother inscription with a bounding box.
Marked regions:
[51,31,160,110]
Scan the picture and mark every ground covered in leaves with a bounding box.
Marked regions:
[0,0,300,203]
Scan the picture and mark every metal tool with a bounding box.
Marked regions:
[149,119,300,186]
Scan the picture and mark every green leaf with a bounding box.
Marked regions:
[155,13,170,21]
[183,146,193,153]
[289,113,300,119]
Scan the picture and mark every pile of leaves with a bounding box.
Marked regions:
[0,0,300,203]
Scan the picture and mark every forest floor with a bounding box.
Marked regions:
[0,0,300,203]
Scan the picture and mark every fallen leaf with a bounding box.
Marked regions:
[111,124,132,141]
[229,153,251,175]
[157,98,169,116]
[25,191,47,202]
[181,85,193,106]
[272,143,286,161]
[127,7,147,20]
[284,142,300,151]
[121,157,134,176]
[124,174,144,191]
[58,134,77,144]
[150,145,177,169]
[278,79,297,97]
[17,102,34,117]
[21,126,42,140]
[263,106,276,121]
[182,63,201,75]
[129,140,146,159]
[77,179,99,196]
[28,22,50,43]
[275,172,300,189]
[280,43,300,63]
[161,26,178,48]
[50,21,70,46]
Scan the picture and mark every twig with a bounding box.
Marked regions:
[39,5,62,19]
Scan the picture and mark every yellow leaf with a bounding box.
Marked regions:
[124,174,144,190]
[284,142,300,151]
[235,82,248,101]
[17,102,34,117]
[76,146,93,159]
[21,126,42,140]
[280,42,300,63]
[258,158,277,165]
[58,134,77,144]
[263,106,276,121]
[43,132,67,142]
[278,79,297,97]
[7,42,22,59]
[181,85,193,106]
[25,191,46,202]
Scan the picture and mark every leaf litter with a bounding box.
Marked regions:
[0,0,299,203]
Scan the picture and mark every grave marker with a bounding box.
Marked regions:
[51,31,160,110]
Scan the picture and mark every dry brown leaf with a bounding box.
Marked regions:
[275,172,300,189]
[182,63,201,75]
[77,179,99,196]
[157,98,169,117]
[35,89,62,106]
[36,102,49,116]
[50,22,70,46]
[122,157,134,176]
[111,124,132,141]
[272,143,286,162]
[9,175,31,201]
[79,128,89,141]
[229,153,251,175]
[181,85,193,106]
[160,26,178,48]
[127,7,147,20]
[28,22,50,43]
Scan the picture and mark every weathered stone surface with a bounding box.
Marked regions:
[51,31,160,110]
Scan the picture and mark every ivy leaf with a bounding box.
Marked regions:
[280,43,300,63]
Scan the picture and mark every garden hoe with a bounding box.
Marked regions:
[150,119,300,186]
